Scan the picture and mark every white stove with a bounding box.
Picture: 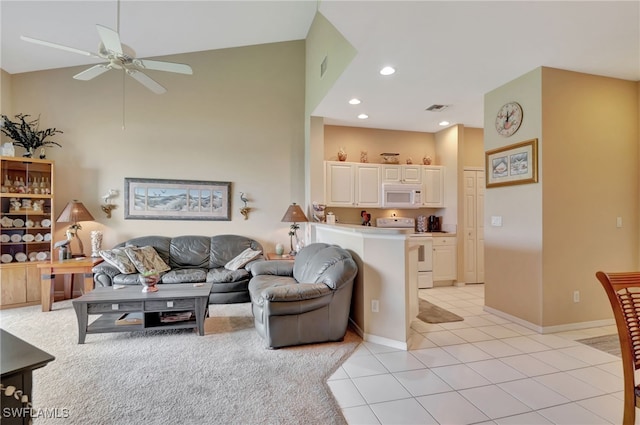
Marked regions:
[376,217,433,289]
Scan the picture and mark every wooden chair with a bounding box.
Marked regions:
[596,271,640,425]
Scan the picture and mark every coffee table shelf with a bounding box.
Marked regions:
[73,283,212,343]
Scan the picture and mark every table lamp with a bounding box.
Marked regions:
[56,200,95,257]
[281,203,308,255]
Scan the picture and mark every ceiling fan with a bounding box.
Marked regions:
[20,24,193,94]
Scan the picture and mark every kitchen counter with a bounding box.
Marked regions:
[313,223,456,237]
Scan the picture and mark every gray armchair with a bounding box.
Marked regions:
[248,243,357,349]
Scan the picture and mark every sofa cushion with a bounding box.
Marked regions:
[113,273,145,285]
[169,236,211,268]
[162,268,207,284]
[224,248,262,271]
[207,267,250,283]
[209,235,263,268]
[124,246,171,274]
[99,248,137,274]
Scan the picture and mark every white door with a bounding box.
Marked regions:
[463,169,485,283]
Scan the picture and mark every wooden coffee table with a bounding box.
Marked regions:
[72,283,212,344]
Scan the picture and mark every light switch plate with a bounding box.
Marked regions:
[491,216,503,227]
[617,217,623,228]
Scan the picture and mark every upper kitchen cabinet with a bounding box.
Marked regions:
[325,161,381,208]
[382,165,422,184]
[422,166,445,207]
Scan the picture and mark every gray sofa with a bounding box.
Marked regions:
[248,243,357,348]
[93,235,264,304]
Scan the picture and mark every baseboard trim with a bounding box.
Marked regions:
[483,306,615,334]
[348,318,408,350]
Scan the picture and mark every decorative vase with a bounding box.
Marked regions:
[423,155,432,165]
[39,147,46,159]
[337,147,347,161]
[275,243,284,255]
[90,230,103,258]
[139,273,160,292]
[22,148,34,158]
[360,151,368,163]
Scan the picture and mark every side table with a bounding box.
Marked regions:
[265,253,295,261]
[37,257,103,312]
[1,329,55,425]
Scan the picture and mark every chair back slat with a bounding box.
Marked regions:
[596,271,640,370]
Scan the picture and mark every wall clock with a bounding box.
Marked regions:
[495,102,523,137]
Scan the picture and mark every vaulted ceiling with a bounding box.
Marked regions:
[2,1,639,133]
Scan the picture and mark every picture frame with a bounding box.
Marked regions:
[124,178,231,221]
[485,138,538,188]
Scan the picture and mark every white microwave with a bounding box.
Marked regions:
[381,183,423,208]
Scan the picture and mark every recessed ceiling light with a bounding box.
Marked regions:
[439,121,450,126]
[358,114,369,119]
[379,66,396,76]
[349,98,361,105]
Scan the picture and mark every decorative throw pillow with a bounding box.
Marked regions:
[224,248,262,271]
[99,248,137,274]
[124,246,171,274]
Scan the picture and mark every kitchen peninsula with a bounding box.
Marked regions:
[313,222,455,349]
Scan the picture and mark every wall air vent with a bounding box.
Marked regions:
[425,104,449,112]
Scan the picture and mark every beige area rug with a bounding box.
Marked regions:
[577,334,621,357]
[0,300,360,425]
[417,298,464,324]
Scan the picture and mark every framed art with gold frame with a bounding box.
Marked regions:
[485,138,538,188]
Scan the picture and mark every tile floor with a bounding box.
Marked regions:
[328,284,637,425]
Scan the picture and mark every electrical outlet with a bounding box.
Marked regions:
[491,216,503,227]
[371,299,379,313]
[573,290,580,303]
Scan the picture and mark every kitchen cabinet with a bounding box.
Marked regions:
[0,156,54,308]
[325,161,381,208]
[422,166,445,207]
[433,236,457,282]
[382,165,422,184]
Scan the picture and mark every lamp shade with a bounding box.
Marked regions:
[56,200,95,223]
[281,203,308,223]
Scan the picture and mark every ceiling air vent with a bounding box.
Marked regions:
[425,104,449,112]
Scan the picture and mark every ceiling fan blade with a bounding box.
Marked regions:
[136,59,193,75]
[73,64,111,81]
[96,24,123,55]
[127,70,166,94]
[20,35,100,58]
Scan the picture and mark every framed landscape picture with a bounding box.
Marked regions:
[485,138,538,188]
[124,178,231,220]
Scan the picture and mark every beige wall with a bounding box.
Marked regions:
[1,41,306,252]
[462,127,484,168]
[484,68,544,325]
[484,66,639,329]
[1,70,12,114]
[324,125,436,164]
[541,67,639,326]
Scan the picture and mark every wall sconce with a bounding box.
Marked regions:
[101,189,118,218]
[240,192,251,220]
